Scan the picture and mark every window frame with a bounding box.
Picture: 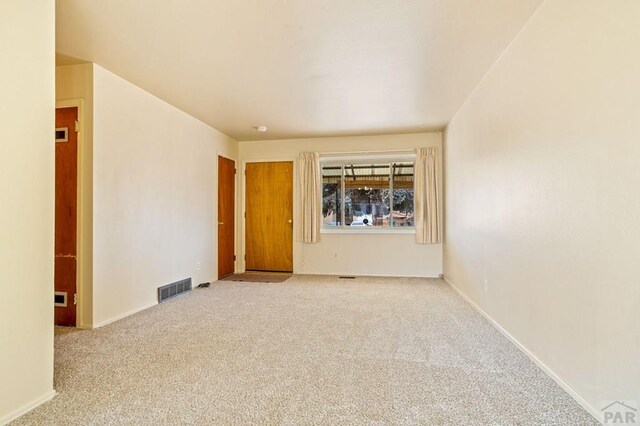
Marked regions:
[320,154,416,234]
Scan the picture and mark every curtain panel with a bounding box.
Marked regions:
[298,152,321,243]
[414,147,442,244]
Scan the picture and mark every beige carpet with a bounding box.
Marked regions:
[13,276,596,425]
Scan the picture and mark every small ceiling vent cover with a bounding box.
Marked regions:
[158,278,192,303]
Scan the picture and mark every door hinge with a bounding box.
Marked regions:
[73,293,77,305]
[244,254,246,260]
[233,255,236,261]
[234,168,237,174]
[75,120,79,132]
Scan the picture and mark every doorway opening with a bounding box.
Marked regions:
[54,106,79,327]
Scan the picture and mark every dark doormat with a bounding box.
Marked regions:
[220,272,292,283]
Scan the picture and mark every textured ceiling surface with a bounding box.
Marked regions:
[57,0,542,140]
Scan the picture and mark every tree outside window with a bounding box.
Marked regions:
[322,161,414,228]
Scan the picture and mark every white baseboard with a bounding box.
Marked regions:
[234,269,442,279]
[92,301,158,329]
[443,276,601,423]
[296,272,443,278]
[0,390,56,425]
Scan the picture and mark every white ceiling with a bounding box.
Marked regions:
[56,0,541,141]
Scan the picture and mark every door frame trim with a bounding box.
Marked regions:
[55,99,84,328]
[239,158,297,274]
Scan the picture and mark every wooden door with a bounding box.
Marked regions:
[245,161,293,272]
[218,156,235,278]
[55,107,78,326]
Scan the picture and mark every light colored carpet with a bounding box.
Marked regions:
[13,276,596,425]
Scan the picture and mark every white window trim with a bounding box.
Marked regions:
[320,153,416,234]
[321,227,415,235]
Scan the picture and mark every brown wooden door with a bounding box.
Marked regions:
[55,107,78,326]
[218,156,235,278]
[245,161,293,272]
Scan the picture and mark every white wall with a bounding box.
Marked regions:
[239,133,442,277]
[55,63,94,328]
[0,1,56,423]
[92,65,237,327]
[444,0,640,418]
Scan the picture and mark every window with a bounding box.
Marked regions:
[322,160,414,229]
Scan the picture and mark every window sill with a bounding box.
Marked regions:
[320,227,415,235]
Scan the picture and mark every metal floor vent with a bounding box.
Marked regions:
[158,278,192,303]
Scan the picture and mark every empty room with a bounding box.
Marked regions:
[1,0,639,424]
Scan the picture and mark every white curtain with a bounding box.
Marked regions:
[298,152,321,243]
[414,147,442,244]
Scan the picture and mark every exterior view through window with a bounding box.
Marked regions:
[322,161,414,228]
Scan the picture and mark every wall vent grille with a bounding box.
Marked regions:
[158,278,192,303]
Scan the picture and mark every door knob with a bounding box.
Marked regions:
[218,222,224,225]
[286,219,293,224]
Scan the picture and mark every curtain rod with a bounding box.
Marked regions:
[319,148,416,157]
